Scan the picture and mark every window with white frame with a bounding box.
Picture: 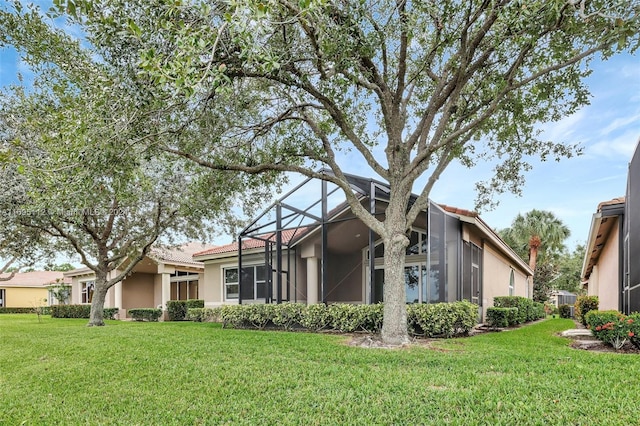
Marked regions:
[224,268,239,300]
[81,281,95,304]
[0,288,5,307]
[223,265,267,301]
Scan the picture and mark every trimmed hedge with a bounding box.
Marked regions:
[0,307,48,314]
[558,304,572,318]
[486,307,518,328]
[50,305,119,319]
[167,299,205,321]
[129,308,162,322]
[407,301,478,337]
[493,296,545,325]
[185,308,219,322]
[210,301,478,338]
[575,296,599,327]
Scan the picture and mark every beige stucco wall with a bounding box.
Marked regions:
[480,244,530,320]
[587,223,619,311]
[122,273,155,311]
[0,287,48,308]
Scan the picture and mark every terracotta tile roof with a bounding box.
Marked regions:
[597,196,625,210]
[150,242,214,266]
[0,271,67,287]
[194,228,307,257]
[438,204,478,218]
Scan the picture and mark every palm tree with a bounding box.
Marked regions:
[499,210,570,274]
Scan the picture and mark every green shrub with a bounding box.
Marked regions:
[271,303,305,331]
[327,304,365,332]
[50,304,92,318]
[50,305,119,319]
[558,304,572,318]
[575,295,599,327]
[215,301,477,338]
[360,303,384,333]
[186,307,219,322]
[408,301,478,337]
[486,307,518,328]
[627,313,640,349]
[186,308,205,322]
[299,303,330,331]
[0,307,40,314]
[185,299,204,309]
[218,305,249,328]
[128,308,162,322]
[585,310,632,350]
[246,304,272,329]
[166,300,204,321]
[494,296,531,324]
[532,302,546,321]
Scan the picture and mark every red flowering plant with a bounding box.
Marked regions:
[585,310,632,350]
[627,313,640,349]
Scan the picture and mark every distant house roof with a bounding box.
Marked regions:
[150,242,214,266]
[64,242,214,277]
[0,271,69,288]
[582,197,626,280]
[552,290,576,296]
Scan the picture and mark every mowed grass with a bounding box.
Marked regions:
[0,315,637,425]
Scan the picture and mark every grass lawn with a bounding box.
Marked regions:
[0,315,636,425]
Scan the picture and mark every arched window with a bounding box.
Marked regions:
[509,269,515,296]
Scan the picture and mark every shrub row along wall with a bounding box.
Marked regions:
[50,305,119,320]
[485,296,546,328]
[0,307,49,314]
[129,308,162,322]
[585,310,640,350]
[166,299,204,321]
[187,301,479,338]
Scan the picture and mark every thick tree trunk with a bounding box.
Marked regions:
[88,275,108,327]
[380,232,411,346]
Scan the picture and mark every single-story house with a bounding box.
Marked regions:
[0,271,67,308]
[64,242,212,318]
[581,197,625,311]
[549,290,577,307]
[193,172,533,320]
[582,137,640,314]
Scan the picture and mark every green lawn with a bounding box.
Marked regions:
[0,315,635,425]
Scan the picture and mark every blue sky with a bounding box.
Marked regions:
[1,6,638,256]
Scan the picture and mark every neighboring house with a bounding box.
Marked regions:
[581,197,625,311]
[549,290,577,307]
[193,172,533,321]
[64,242,212,318]
[0,271,66,308]
[582,138,640,314]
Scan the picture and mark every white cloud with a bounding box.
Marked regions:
[601,112,640,136]
[588,130,640,159]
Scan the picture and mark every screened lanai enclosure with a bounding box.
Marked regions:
[233,171,484,309]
